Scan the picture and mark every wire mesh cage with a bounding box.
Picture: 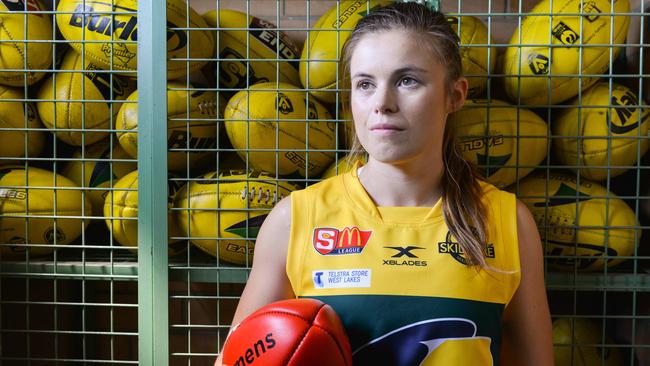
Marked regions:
[0,0,648,365]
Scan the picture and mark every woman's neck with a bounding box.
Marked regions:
[357,156,444,207]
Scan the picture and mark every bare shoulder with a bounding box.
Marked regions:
[253,195,293,261]
[499,199,553,366]
[514,199,542,261]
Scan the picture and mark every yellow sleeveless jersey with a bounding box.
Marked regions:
[286,167,521,365]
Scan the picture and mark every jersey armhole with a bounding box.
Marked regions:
[286,190,311,296]
[501,190,522,306]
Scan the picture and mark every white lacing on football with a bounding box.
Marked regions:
[197,99,218,116]
[240,186,285,204]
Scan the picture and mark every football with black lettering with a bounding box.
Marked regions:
[103,170,186,256]
[0,166,90,257]
[173,170,296,265]
[55,0,214,80]
[225,82,335,177]
[515,171,640,272]
[116,82,223,173]
[202,9,301,94]
[222,298,352,366]
[553,82,649,180]
[36,50,136,146]
[448,99,548,187]
[502,0,630,105]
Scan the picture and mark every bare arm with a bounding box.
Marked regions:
[214,196,295,366]
[499,200,554,366]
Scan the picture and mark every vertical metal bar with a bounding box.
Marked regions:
[138,0,169,365]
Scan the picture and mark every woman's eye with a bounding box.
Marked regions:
[357,81,372,90]
[399,77,418,87]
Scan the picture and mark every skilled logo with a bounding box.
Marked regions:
[533,183,593,208]
[580,1,602,23]
[383,246,427,267]
[313,226,372,255]
[353,318,492,365]
[528,53,549,75]
[438,231,495,266]
[552,21,580,45]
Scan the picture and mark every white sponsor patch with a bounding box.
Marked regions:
[312,269,371,289]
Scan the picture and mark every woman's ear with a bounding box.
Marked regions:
[448,77,468,112]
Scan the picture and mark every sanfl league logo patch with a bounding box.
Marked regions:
[313,226,372,255]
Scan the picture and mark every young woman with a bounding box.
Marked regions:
[216,3,553,365]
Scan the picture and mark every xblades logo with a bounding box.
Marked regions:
[277,93,294,114]
[385,246,424,258]
[533,183,593,208]
[528,53,549,75]
[383,246,427,267]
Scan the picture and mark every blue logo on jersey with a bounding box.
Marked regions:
[313,272,324,288]
[353,318,491,365]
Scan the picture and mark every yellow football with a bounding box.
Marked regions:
[502,0,630,105]
[0,0,53,86]
[515,170,640,271]
[299,0,393,104]
[224,82,336,177]
[55,0,214,80]
[0,166,90,256]
[116,82,221,173]
[449,99,548,187]
[553,82,649,180]
[202,9,301,92]
[173,170,296,265]
[103,170,185,256]
[447,15,496,98]
[36,50,136,146]
[553,318,622,366]
[0,85,45,162]
[62,139,136,216]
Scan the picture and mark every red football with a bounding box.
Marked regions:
[222,298,352,366]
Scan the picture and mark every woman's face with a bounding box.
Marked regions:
[350,30,461,164]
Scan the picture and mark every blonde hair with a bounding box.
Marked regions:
[340,3,491,268]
